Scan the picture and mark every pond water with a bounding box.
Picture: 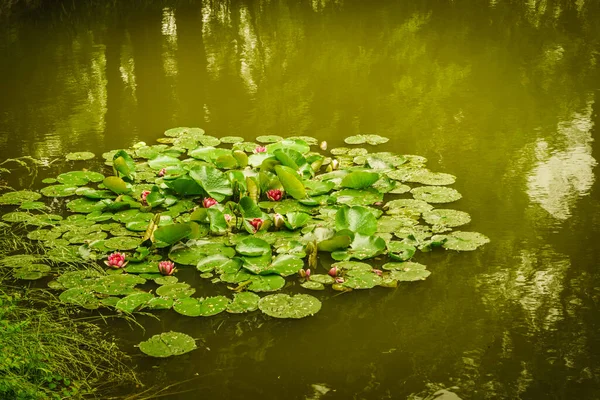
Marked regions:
[1,0,600,399]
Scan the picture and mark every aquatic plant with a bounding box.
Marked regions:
[0,126,489,358]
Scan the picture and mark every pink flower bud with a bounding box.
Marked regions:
[299,268,311,279]
[328,267,338,277]
[141,190,151,205]
[224,214,232,223]
[158,168,167,177]
[203,197,218,208]
[158,260,175,276]
[104,252,127,269]
[266,189,283,202]
[373,269,382,276]
[335,277,345,284]
[249,218,263,232]
[254,146,267,153]
[373,201,383,207]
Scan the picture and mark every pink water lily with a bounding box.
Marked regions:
[328,266,339,277]
[254,146,267,153]
[203,197,218,208]
[141,190,151,205]
[158,168,167,177]
[335,277,345,284]
[105,252,127,269]
[249,218,263,232]
[158,260,175,276]
[224,214,232,223]
[373,269,383,276]
[299,268,311,280]
[266,189,283,202]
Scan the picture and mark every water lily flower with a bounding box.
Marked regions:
[158,168,167,177]
[203,197,218,208]
[254,146,267,153]
[299,268,311,280]
[373,269,383,276]
[331,159,339,170]
[105,252,127,269]
[266,189,283,202]
[273,213,285,229]
[373,201,383,207]
[335,277,345,284]
[140,190,151,205]
[328,266,338,277]
[224,214,232,223]
[158,260,175,276]
[320,141,327,151]
[249,218,263,232]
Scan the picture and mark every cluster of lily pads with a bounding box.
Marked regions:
[0,127,489,358]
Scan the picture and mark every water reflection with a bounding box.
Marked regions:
[527,99,596,220]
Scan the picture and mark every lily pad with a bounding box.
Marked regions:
[340,171,380,190]
[247,274,286,292]
[331,189,383,206]
[169,242,235,265]
[236,237,271,257]
[411,186,462,204]
[387,241,416,261]
[388,263,431,281]
[59,288,100,309]
[258,294,321,318]
[344,134,389,145]
[440,231,490,251]
[155,283,196,299]
[40,184,78,197]
[155,276,179,285]
[189,165,233,202]
[256,135,283,143]
[0,190,41,205]
[220,136,245,144]
[115,292,155,313]
[402,169,456,186]
[422,209,471,228]
[342,270,382,289]
[227,292,260,313]
[138,331,196,358]
[104,236,142,251]
[66,151,95,161]
[301,281,325,290]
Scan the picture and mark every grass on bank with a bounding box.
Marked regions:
[0,226,140,399]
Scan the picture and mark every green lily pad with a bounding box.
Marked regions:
[382,261,427,271]
[236,237,271,257]
[155,283,196,299]
[342,270,382,289]
[387,241,416,261]
[169,241,235,265]
[27,229,62,241]
[411,186,462,204]
[335,205,377,235]
[340,171,380,190]
[197,255,241,274]
[310,274,335,284]
[125,262,159,274]
[155,276,179,285]
[104,236,142,251]
[138,331,197,358]
[40,184,78,197]
[256,135,283,143]
[92,274,147,295]
[13,264,51,280]
[301,281,325,290]
[402,169,456,186]
[344,134,389,145]
[147,297,174,310]
[115,292,155,313]
[331,189,383,206]
[19,201,47,210]
[247,274,286,292]
[440,231,490,251]
[0,190,41,205]
[189,165,232,202]
[384,199,433,216]
[331,261,373,272]
[2,212,32,223]
[59,288,100,309]
[388,263,431,281]
[284,212,311,230]
[332,233,386,261]
[164,127,205,138]
[220,136,245,144]
[275,165,306,200]
[422,209,471,228]
[66,151,95,161]
[227,292,260,313]
[258,294,321,318]
[67,198,106,213]
[154,223,192,245]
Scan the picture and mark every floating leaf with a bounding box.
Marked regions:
[115,293,154,313]
[332,234,386,261]
[40,184,78,197]
[247,274,286,292]
[103,176,132,195]
[275,165,306,200]
[0,190,41,205]
[256,135,283,143]
[342,270,382,289]
[284,212,311,230]
[138,331,197,358]
[387,241,416,261]
[344,134,389,145]
[189,165,233,202]
[169,242,235,265]
[422,209,471,228]
[331,189,383,206]
[66,151,95,161]
[388,263,431,281]
[411,186,462,204]
[220,136,245,144]
[340,171,380,190]
[104,236,142,251]
[301,281,325,290]
[335,205,377,235]
[59,288,100,309]
[154,223,192,245]
[258,294,321,318]
[155,283,196,299]
[440,231,490,251]
[402,169,456,186]
[236,237,271,257]
[227,292,260,313]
